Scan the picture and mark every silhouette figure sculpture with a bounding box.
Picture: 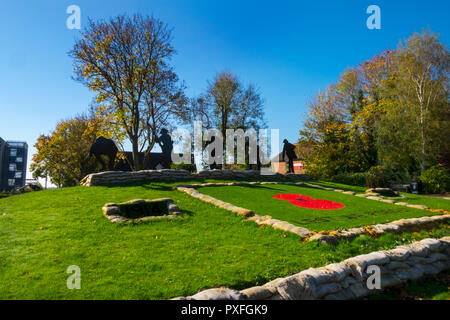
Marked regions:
[90,136,118,171]
[282,139,296,174]
[155,128,173,169]
[204,136,219,170]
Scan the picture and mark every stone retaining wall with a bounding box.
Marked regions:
[175,182,450,244]
[174,237,450,300]
[307,215,450,245]
[80,170,305,186]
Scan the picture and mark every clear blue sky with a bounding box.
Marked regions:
[0,0,449,180]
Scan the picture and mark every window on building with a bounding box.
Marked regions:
[16,157,23,163]
[9,164,16,172]
[10,149,17,157]
[8,179,15,186]
[15,172,22,179]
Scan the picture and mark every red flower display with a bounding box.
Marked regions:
[273,194,345,210]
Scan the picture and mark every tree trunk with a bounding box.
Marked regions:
[143,140,155,170]
[219,111,227,169]
[132,139,140,171]
[420,108,426,172]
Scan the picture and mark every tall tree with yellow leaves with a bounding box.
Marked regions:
[70,14,187,170]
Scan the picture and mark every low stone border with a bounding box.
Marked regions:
[81,169,307,186]
[173,237,450,300]
[307,215,450,245]
[102,198,181,223]
[175,182,450,243]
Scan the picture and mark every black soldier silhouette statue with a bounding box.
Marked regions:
[204,136,219,170]
[282,139,296,174]
[155,128,174,169]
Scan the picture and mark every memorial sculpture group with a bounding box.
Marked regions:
[89,128,296,173]
[89,128,177,171]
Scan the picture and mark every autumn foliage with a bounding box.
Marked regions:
[31,115,101,187]
[69,14,187,170]
[300,30,450,186]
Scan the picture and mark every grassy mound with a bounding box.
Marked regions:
[0,179,448,299]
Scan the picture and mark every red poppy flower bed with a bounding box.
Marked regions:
[197,184,436,231]
[273,194,345,210]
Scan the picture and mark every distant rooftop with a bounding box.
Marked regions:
[5,141,28,147]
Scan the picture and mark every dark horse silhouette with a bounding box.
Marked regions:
[89,136,118,171]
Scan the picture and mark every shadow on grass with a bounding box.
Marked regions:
[179,209,195,217]
[228,184,287,192]
[140,183,174,192]
[197,275,277,293]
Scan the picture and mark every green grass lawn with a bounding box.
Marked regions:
[0,180,448,300]
[197,184,441,231]
[391,193,450,211]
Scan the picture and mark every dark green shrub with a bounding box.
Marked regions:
[170,162,197,173]
[330,172,367,187]
[29,184,43,192]
[365,166,410,188]
[419,166,450,194]
[365,166,395,188]
[388,168,411,185]
[328,168,410,188]
[14,183,43,194]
